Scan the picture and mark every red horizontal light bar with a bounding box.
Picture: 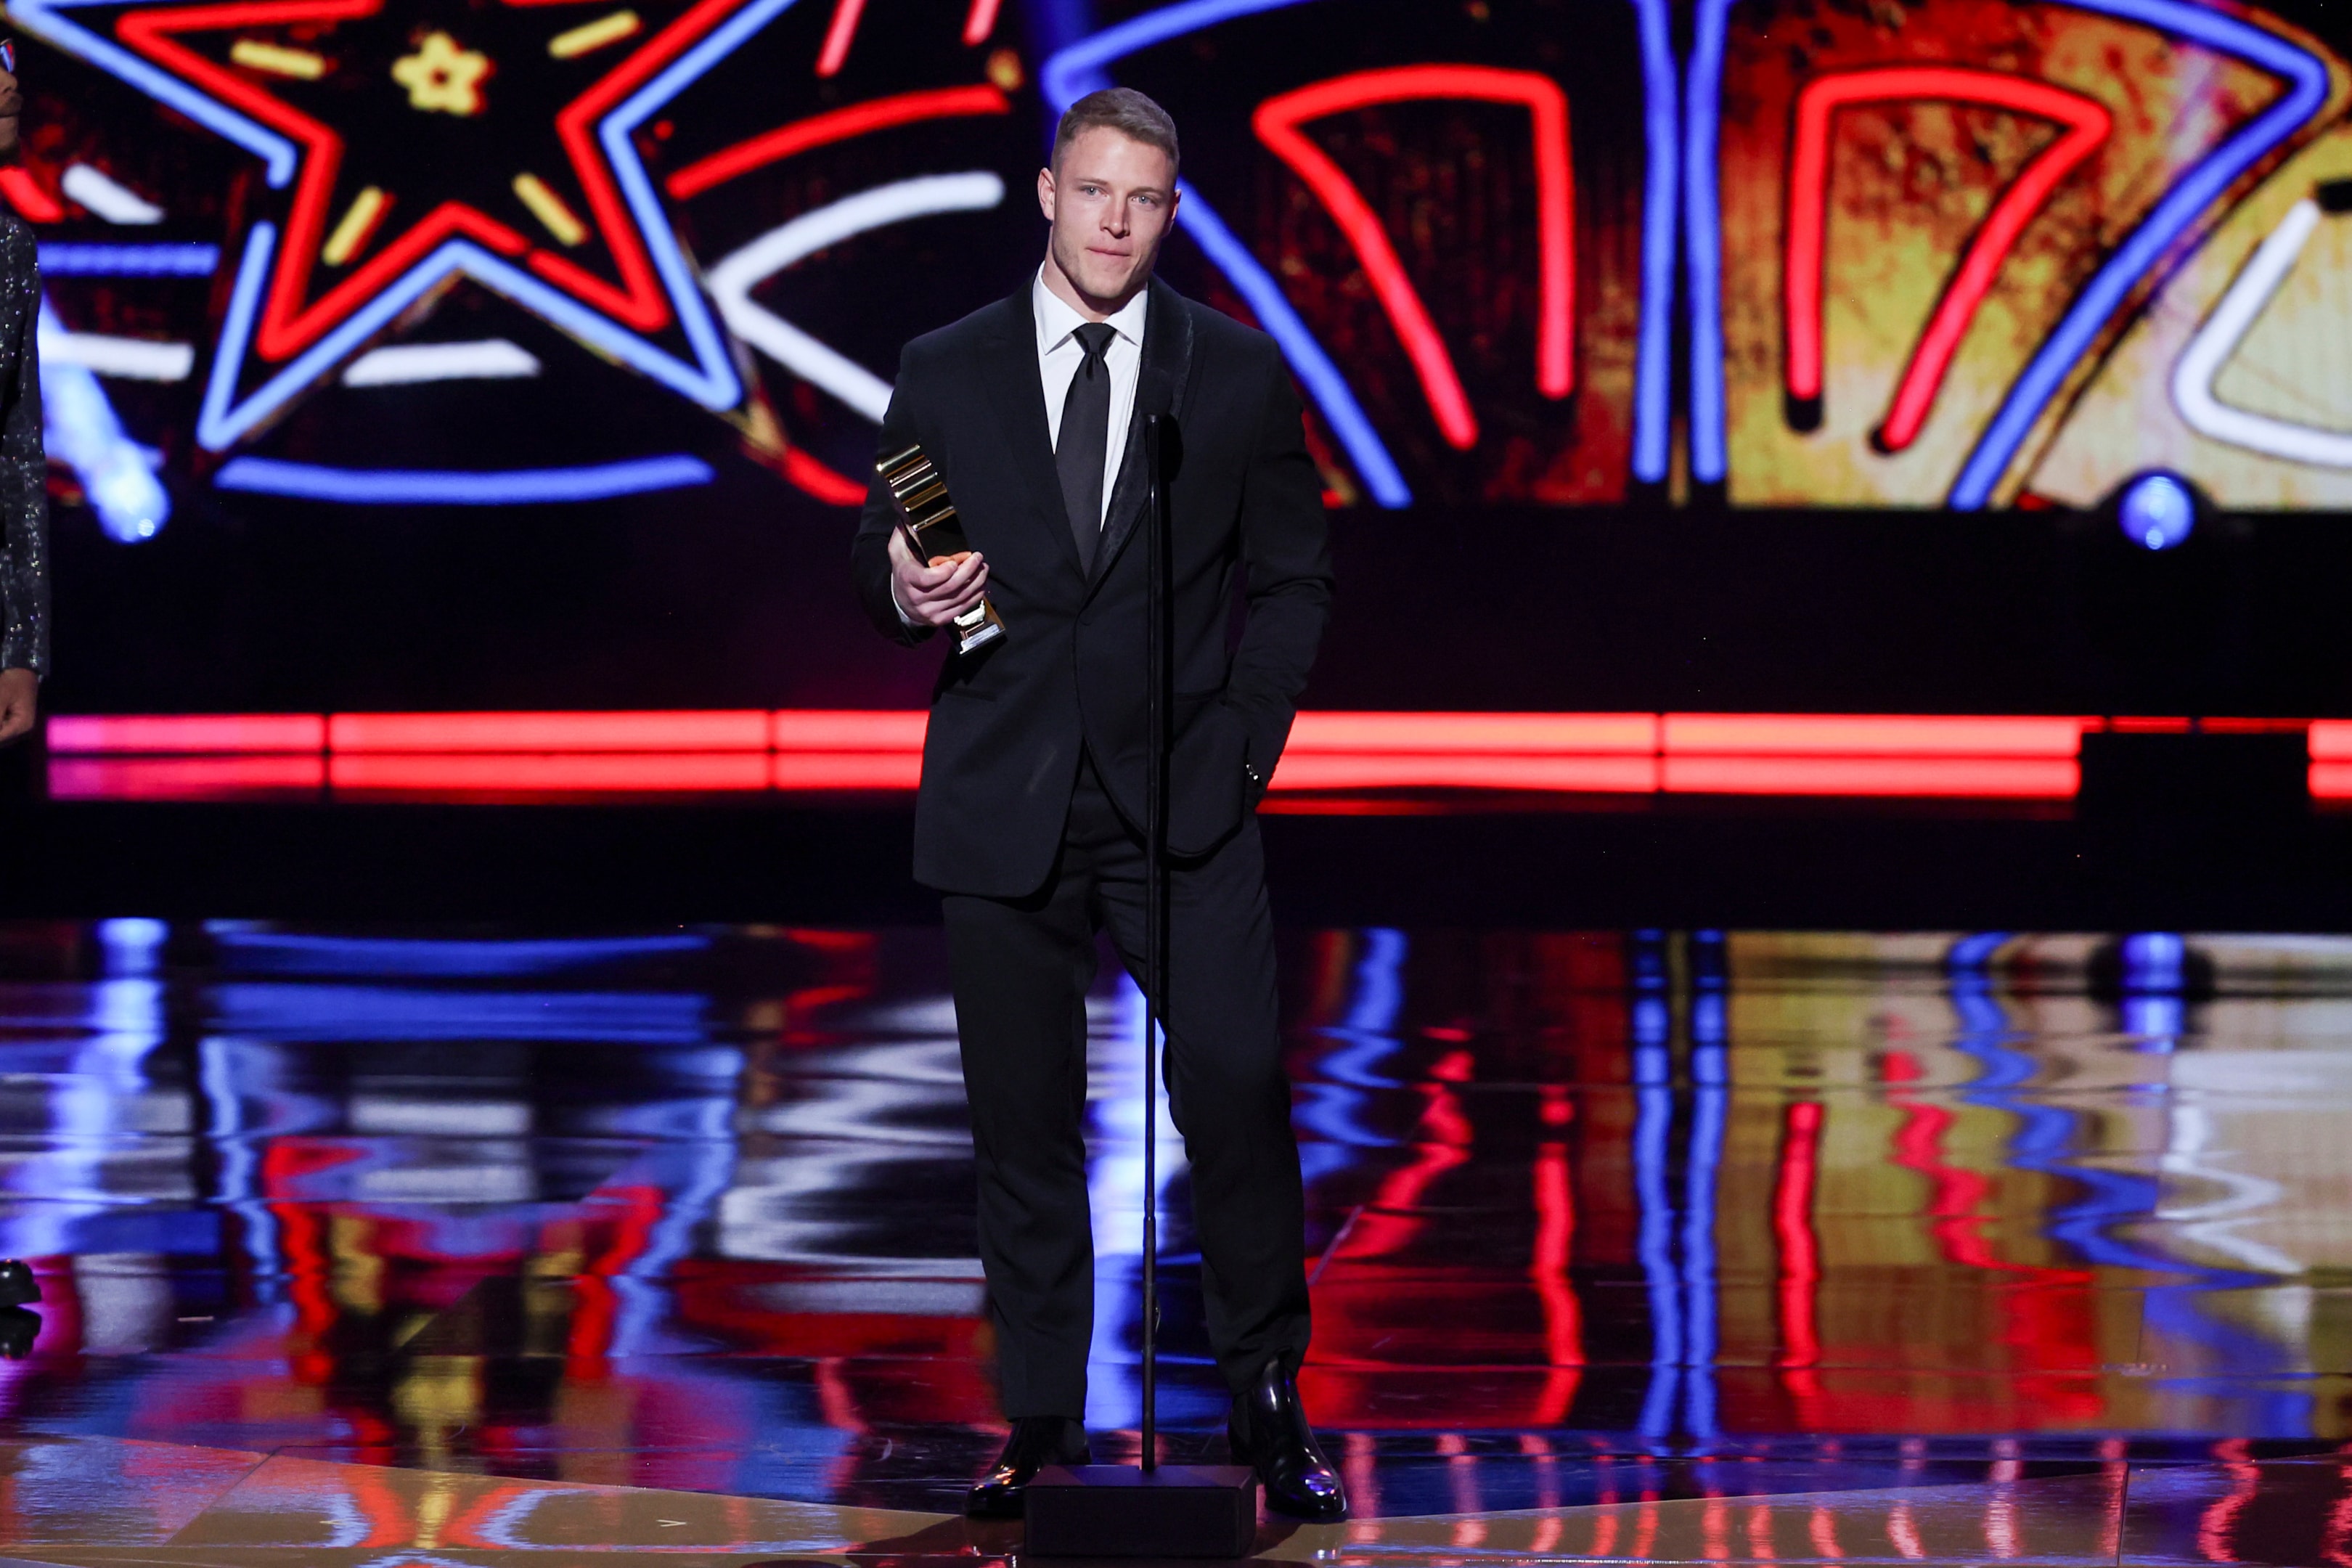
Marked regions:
[1663,714,2089,756]
[1664,755,2080,799]
[65,709,2313,804]
[772,709,929,751]
[770,751,924,791]
[47,755,327,799]
[328,711,770,753]
[1270,754,1657,793]
[47,714,327,754]
[1287,711,1657,755]
[2312,761,2352,800]
[329,753,772,793]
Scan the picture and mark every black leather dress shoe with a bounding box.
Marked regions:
[1230,1358,1347,1521]
[966,1416,1090,1519]
[0,1262,37,1309]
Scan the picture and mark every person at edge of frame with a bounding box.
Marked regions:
[849,87,1346,1523]
[0,32,52,1318]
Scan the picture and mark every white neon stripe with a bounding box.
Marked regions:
[60,164,163,224]
[342,338,544,385]
[706,171,1005,423]
[2172,198,2352,469]
[38,324,195,382]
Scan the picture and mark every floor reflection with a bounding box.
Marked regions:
[0,920,2347,1555]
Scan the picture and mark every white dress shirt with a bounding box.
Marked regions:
[892,271,1148,624]
[1034,266,1148,528]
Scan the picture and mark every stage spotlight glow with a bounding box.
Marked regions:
[2118,473,2194,551]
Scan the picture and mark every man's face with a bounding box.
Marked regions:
[0,42,20,160]
[1037,126,1178,311]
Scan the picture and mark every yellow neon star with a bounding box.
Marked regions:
[391,32,490,116]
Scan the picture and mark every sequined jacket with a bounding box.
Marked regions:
[0,213,44,677]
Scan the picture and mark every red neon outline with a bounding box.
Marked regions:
[666,83,1009,198]
[535,0,766,329]
[781,446,870,505]
[960,0,1000,46]
[110,0,751,359]
[0,168,65,222]
[1773,1101,1823,1372]
[1785,68,2109,452]
[1254,65,1574,450]
[814,0,862,75]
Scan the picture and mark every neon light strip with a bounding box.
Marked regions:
[2309,720,2352,761]
[1037,0,1409,507]
[1252,66,1573,449]
[38,242,221,274]
[1948,0,2332,508]
[39,327,196,381]
[213,453,714,502]
[813,0,862,75]
[960,0,1000,44]
[2171,197,2352,467]
[0,168,63,222]
[342,338,542,385]
[51,708,2144,800]
[14,0,301,187]
[49,713,326,751]
[1684,0,1732,484]
[1785,70,2109,452]
[1630,0,1678,485]
[60,164,163,224]
[587,0,810,404]
[707,173,1005,422]
[39,300,172,542]
[52,709,2120,757]
[331,710,769,751]
[666,83,1010,199]
[330,753,772,792]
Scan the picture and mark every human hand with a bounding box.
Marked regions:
[889,528,989,628]
[0,669,34,746]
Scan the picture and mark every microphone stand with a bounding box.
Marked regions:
[1024,402,1257,1559]
[1140,409,1172,1476]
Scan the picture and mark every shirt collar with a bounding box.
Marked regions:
[1033,266,1150,354]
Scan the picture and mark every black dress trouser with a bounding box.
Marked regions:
[942,754,1312,1419]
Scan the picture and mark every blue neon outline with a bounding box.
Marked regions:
[1630,0,1680,484]
[44,0,773,457]
[1167,192,1408,507]
[1043,0,1680,507]
[214,452,713,502]
[1948,0,2329,507]
[1685,0,1731,484]
[38,242,222,276]
[17,0,300,187]
[1040,0,1411,506]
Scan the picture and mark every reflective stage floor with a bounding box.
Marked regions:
[0,921,2348,1565]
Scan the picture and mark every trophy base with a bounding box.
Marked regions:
[952,602,1007,656]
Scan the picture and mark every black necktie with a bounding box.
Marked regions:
[1055,321,1117,571]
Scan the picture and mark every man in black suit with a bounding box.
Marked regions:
[852,88,1344,1522]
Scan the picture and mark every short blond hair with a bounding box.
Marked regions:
[1052,88,1179,177]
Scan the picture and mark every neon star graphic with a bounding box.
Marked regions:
[14,0,799,449]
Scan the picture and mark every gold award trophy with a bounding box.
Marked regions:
[878,444,1007,656]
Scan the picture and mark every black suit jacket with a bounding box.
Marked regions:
[853,277,1333,897]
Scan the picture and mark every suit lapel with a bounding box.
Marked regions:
[1088,279,1195,591]
[976,288,1085,577]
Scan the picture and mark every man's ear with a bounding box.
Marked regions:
[1037,166,1056,223]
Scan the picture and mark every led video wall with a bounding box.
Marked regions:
[14,0,2352,546]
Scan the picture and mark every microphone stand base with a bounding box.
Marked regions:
[1023,1464,1259,1558]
